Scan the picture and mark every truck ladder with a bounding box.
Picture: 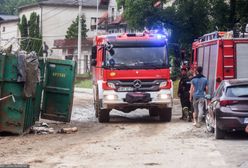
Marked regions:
[222,40,235,79]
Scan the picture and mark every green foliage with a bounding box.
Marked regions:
[116,0,126,9]
[0,0,37,15]
[123,0,169,30]
[75,79,92,88]
[18,15,28,50]
[172,0,211,44]
[18,12,42,55]
[65,16,88,39]
[121,0,248,63]
[121,0,248,44]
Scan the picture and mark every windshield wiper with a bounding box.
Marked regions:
[114,63,132,70]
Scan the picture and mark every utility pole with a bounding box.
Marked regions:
[78,0,83,74]
[96,0,99,35]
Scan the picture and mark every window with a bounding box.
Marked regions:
[226,85,248,97]
[215,82,224,97]
[111,8,115,22]
[90,17,97,30]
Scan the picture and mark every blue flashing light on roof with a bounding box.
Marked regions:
[155,34,166,40]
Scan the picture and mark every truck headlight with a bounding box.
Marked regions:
[107,82,116,89]
[105,95,118,100]
[159,81,167,88]
[159,94,170,100]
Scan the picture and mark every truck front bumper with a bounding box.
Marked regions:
[102,89,173,109]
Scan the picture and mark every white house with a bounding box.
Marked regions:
[0,15,19,51]
[18,0,109,73]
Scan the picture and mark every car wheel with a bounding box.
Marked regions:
[215,117,225,139]
[159,108,172,122]
[205,112,214,133]
[98,109,110,123]
[149,107,159,117]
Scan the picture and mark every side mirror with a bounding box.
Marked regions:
[105,42,115,56]
[91,59,97,66]
[91,46,97,59]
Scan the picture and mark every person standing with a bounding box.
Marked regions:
[178,67,191,120]
[189,66,208,127]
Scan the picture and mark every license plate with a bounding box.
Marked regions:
[244,118,248,124]
[118,87,134,92]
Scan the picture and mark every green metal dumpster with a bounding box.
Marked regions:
[0,54,36,134]
[0,54,76,134]
[34,59,45,121]
[41,59,76,122]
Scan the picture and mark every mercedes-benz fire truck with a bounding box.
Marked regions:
[91,33,173,123]
[192,31,248,96]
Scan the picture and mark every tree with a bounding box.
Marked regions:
[65,16,88,39]
[172,0,211,44]
[18,12,42,55]
[28,12,42,55]
[18,15,28,50]
[209,0,230,31]
[122,0,169,30]
[0,0,37,15]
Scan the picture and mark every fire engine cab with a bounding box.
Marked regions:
[192,30,248,95]
[91,33,173,123]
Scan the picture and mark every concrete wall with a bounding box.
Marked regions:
[0,21,19,51]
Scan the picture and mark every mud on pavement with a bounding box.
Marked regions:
[0,89,248,168]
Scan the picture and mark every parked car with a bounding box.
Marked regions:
[206,79,248,139]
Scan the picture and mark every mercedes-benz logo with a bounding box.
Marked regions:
[133,80,142,89]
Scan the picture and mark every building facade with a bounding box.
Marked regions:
[0,15,19,52]
[18,0,108,73]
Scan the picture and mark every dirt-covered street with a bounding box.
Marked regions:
[0,89,248,168]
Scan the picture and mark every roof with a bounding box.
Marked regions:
[224,79,248,86]
[54,38,93,49]
[19,0,109,11]
[0,15,19,23]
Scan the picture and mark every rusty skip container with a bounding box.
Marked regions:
[0,54,36,134]
[41,59,76,122]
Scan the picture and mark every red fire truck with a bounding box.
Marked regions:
[192,31,248,95]
[91,33,173,123]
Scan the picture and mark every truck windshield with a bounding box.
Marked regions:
[104,47,168,69]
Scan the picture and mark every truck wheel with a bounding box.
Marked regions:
[215,117,225,139]
[159,108,172,122]
[94,100,100,118]
[149,107,159,117]
[98,109,110,123]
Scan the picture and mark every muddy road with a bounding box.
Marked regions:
[0,89,248,168]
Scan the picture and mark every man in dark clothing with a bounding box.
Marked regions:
[178,67,191,121]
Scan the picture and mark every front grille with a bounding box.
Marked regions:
[108,79,166,92]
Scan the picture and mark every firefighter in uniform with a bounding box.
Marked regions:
[178,67,192,121]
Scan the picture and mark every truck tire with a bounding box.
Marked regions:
[94,100,100,118]
[98,109,110,123]
[93,86,100,118]
[149,107,159,117]
[215,117,225,139]
[159,107,172,122]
